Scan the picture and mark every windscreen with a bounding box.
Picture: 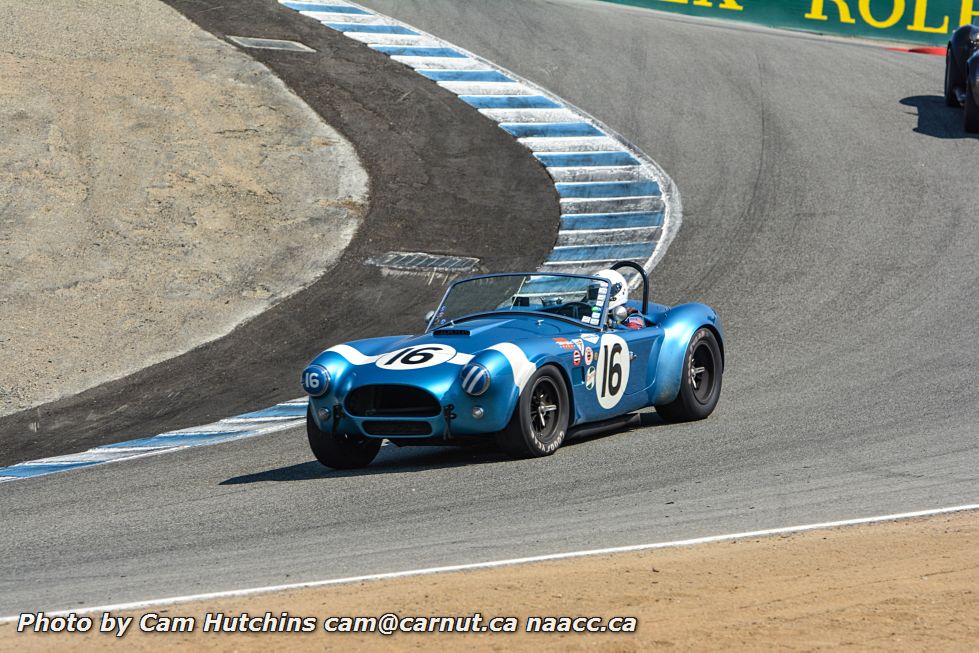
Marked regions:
[431,274,609,328]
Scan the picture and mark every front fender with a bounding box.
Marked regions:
[649,303,724,406]
[455,344,544,433]
[305,335,411,430]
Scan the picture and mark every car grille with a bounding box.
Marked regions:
[363,421,433,437]
[345,385,441,418]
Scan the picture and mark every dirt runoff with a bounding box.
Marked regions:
[0,0,367,416]
[3,511,975,652]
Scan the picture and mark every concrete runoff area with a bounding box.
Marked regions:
[2,511,975,651]
[0,0,367,417]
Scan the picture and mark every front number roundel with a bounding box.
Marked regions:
[302,364,330,397]
[595,334,630,409]
[376,344,457,370]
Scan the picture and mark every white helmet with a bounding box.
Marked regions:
[595,269,629,308]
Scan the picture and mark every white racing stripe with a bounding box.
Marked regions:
[3,503,973,621]
[488,343,536,392]
[325,343,381,366]
[448,352,474,366]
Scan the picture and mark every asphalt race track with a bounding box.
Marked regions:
[1,0,976,614]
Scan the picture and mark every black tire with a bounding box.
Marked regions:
[945,46,962,107]
[306,406,381,469]
[655,327,723,423]
[964,77,979,133]
[496,366,570,458]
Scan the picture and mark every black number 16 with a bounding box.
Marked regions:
[601,343,623,397]
[385,346,440,366]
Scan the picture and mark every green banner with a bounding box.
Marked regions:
[598,0,978,46]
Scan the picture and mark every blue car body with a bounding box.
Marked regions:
[303,272,723,444]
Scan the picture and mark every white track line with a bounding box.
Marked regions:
[2,503,974,622]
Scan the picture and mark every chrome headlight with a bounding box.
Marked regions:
[301,364,331,397]
[460,362,491,396]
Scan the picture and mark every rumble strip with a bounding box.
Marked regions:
[278,0,682,276]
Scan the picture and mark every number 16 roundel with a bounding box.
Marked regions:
[595,334,630,409]
[376,344,457,370]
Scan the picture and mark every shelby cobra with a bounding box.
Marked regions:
[301,261,723,468]
[945,24,979,133]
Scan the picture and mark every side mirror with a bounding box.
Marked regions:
[424,310,435,325]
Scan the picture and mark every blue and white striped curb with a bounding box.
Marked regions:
[0,400,310,483]
[0,2,684,484]
[279,0,682,274]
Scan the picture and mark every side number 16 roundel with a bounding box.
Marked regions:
[595,334,630,409]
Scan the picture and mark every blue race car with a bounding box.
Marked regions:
[301,261,723,468]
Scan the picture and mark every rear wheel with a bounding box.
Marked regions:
[655,328,723,422]
[964,77,979,133]
[307,406,381,469]
[496,366,570,458]
[945,47,962,107]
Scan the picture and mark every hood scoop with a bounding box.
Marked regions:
[433,328,470,337]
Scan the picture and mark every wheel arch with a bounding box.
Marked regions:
[650,304,723,406]
[541,361,577,424]
[703,323,725,368]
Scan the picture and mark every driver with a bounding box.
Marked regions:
[595,268,645,330]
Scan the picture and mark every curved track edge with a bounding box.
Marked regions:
[0,0,558,468]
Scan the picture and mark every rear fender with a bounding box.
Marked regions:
[649,304,723,406]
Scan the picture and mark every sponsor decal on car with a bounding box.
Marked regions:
[580,333,600,344]
[553,337,576,351]
[584,346,594,366]
[572,349,581,366]
[585,365,596,390]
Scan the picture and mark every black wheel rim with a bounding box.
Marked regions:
[530,377,561,443]
[689,341,716,404]
[337,433,372,450]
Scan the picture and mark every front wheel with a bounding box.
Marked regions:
[964,77,979,133]
[307,407,381,469]
[496,366,570,458]
[655,327,723,422]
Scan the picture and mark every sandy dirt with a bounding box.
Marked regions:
[2,511,975,651]
[0,0,368,416]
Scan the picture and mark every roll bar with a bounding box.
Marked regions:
[611,261,649,314]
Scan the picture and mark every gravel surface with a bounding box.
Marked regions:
[0,0,368,416]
